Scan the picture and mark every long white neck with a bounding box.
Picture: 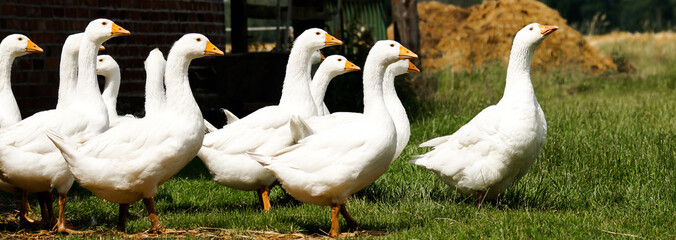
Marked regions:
[278,43,317,117]
[501,42,537,105]
[144,61,166,116]
[164,51,202,120]
[383,69,409,159]
[75,35,109,123]
[362,56,390,117]
[101,70,120,120]
[310,68,338,115]
[56,46,78,110]
[0,50,21,126]
[382,69,401,112]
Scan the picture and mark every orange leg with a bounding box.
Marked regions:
[52,193,77,233]
[340,204,360,232]
[143,197,163,233]
[19,191,35,227]
[257,186,271,211]
[117,203,129,232]
[37,191,55,225]
[329,204,341,238]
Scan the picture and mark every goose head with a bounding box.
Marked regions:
[310,50,325,65]
[1,34,43,57]
[388,59,420,77]
[144,48,166,71]
[296,28,342,51]
[83,19,130,44]
[320,55,360,78]
[63,33,84,55]
[62,33,105,56]
[171,33,224,59]
[95,55,119,77]
[513,23,558,49]
[368,40,418,66]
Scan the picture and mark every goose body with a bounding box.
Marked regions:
[0,19,130,232]
[310,55,360,116]
[47,34,224,232]
[411,23,555,200]
[198,28,342,211]
[251,40,417,237]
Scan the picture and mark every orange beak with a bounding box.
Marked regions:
[539,25,559,36]
[99,45,106,51]
[344,60,361,72]
[399,45,418,59]
[204,41,225,56]
[320,53,326,61]
[111,23,131,36]
[407,61,420,73]
[324,33,343,46]
[26,40,43,53]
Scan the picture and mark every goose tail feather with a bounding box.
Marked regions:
[45,129,80,165]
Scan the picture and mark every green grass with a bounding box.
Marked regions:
[1,46,674,239]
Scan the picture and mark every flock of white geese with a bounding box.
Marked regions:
[0,18,557,237]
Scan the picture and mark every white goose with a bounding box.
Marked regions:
[411,23,556,201]
[96,55,135,127]
[310,55,361,116]
[383,59,419,162]
[0,19,130,233]
[250,40,418,237]
[56,33,105,110]
[204,49,325,132]
[303,59,419,163]
[0,34,43,128]
[308,49,324,77]
[143,48,167,116]
[198,28,342,211]
[0,34,44,225]
[47,33,224,233]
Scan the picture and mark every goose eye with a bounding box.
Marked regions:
[98,59,103,62]
[102,22,107,26]
[338,59,342,62]
[390,44,394,47]
[196,38,201,42]
[529,27,533,31]
[17,37,22,41]
[315,32,320,35]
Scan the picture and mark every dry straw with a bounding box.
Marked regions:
[418,0,617,73]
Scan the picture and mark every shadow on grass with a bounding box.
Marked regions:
[174,157,212,180]
[353,175,570,212]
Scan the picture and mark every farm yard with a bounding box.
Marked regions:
[0,31,672,240]
[0,0,674,239]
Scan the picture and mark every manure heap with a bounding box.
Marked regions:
[418,0,616,73]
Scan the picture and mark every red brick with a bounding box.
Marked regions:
[26,5,41,17]
[45,58,59,69]
[2,5,14,15]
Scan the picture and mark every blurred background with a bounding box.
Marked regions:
[0,0,674,126]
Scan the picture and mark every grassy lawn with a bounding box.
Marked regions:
[0,37,674,239]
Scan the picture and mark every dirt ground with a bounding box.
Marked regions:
[0,211,384,239]
[418,0,617,73]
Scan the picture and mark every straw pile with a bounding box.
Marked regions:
[418,0,617,73]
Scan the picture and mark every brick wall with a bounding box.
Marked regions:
[0,0,226,118]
